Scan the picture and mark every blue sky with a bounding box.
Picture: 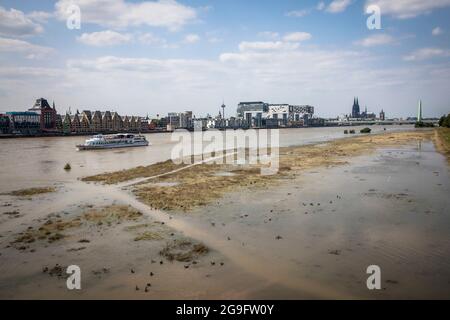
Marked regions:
[0,0,449,118]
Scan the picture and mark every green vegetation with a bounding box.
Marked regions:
[439,114,450,128]
[415,121,434,128]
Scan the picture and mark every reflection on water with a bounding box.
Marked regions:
[0,125,414,192]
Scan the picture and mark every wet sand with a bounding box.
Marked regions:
[1,128,450,299]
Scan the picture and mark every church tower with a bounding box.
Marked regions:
[352,97,360,118]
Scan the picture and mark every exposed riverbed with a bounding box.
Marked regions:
[1,126,449,299]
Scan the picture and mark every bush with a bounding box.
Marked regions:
[415,121,434,128]
[440,114,450,128]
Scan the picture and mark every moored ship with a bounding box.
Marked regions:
[76,133,149,150]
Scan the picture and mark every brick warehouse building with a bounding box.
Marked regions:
[28,98,57,132]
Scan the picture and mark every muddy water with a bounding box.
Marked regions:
[2,126,449,299]
[0,125,412,193]
[183,141,450,298]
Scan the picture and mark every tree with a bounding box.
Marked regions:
[445,114,450,128]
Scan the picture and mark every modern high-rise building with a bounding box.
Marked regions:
[418,100,423,122]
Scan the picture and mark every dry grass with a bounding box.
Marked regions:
[5,187,56,197]
[83,130,436,212]
[160,239,209,262]
[133,231,164,241]
[81,160,186,184]
[12,205,142,249]
[124,222,172,241]
[433,128,450,162]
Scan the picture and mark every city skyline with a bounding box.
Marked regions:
[0,0,449,118]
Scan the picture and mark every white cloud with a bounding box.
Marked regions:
[208,37,223,44]
[27,11,54,24]
[286,2,326,17]
[0,37,54,59]
[238,41,300,52]
[77,30,132,46]
[55,0,197,31]
[365,0,450,19]
[258,31,280,40]
[286,9,311,17]
[183,33,200,44]
[283,32,312,42]
[0,6,44,37]
[2,40,450,118]
[317,2,326,10]
[326,0,353,13]
[138,33,166,46]
[355,34,395,47]
[404,47,450,61]
[432,27,443,36]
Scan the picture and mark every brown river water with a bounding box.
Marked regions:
[1,125,449,299]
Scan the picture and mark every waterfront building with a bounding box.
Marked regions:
[236,101,314,128]
[55,114,63,131]
[28,98,57,131]
[6,111,40,135]
[62,113,71,133]
[123,115,130,130]
[180,111,193,129]
[350,98,376,120]
[112,112,123,131]
[379,109,385,121]
[360,106,376,119]
[266,104,314,127]
[237,101,269,118]
[92,111,102,132]
[167,112,180,129]
[102,111,113,131]
[0,113,10,134]
[80,112,91,132]
[70,113,81,132]
[167,111,193,129]
[10,99,145,135]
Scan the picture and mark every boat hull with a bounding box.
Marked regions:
[77,141,149,150]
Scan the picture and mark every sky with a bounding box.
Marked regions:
[0,0,449,118]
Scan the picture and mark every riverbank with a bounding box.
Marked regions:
[434,128,450,162]
[83,130,435,212]
[1,126,449,299]
[0,129,170,139]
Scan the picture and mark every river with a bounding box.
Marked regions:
[0,125,413,193]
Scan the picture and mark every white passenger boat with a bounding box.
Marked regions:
[77,133,149,150]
